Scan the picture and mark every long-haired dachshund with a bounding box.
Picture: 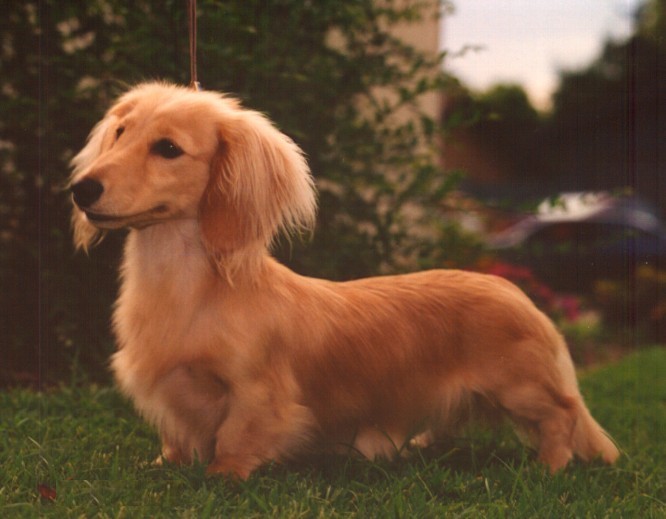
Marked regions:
[70,82,619,479]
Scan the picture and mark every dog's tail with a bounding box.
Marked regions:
[555,342,620,465]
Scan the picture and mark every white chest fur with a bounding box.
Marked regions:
[110,222,222,432]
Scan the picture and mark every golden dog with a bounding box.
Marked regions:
[70,82,619,479]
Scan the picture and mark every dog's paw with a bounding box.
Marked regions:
[206,455,261,480]
[408,430,434,450]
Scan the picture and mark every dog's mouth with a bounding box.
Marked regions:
[84,205,169,228]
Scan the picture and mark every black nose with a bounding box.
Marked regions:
[71,178,104,208]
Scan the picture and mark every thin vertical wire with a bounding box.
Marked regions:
[188,0,201,90]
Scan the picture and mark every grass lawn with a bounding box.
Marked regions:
[1,347,664,518]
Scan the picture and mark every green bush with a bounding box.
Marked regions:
[1,0,469,385]
[593,266,666,343]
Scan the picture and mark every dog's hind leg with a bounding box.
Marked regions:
[496,381,578,472]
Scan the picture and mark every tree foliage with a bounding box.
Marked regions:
[459,84,544,176]
[549,0,666,213]
[442,0,664,212]
[1,0,466,384]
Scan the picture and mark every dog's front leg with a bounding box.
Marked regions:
[206,411,282,479]
[206,391,316,479]
[155,440,187,466]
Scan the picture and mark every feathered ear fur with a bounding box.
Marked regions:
[69,115,118,251]
[199,107,317,273]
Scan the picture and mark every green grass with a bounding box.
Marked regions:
[1,348,664,518]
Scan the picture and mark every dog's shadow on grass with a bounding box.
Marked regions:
[265,428,532,485]
[152,426,547,493]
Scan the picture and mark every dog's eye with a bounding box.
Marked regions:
[115,126,125,140]
[151,139,184,159]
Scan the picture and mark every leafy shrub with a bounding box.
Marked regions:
[593,266,666,343]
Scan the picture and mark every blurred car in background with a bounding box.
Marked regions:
[487,192,666,292]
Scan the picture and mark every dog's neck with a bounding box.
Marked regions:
[124,220,208,279]
[121,219,271,290]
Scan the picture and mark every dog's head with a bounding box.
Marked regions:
[70,82,317,258]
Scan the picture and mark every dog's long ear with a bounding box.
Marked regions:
[69,114,119,251]
[199,108,317,266]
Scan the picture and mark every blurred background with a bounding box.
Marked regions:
[1,0,664,386]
